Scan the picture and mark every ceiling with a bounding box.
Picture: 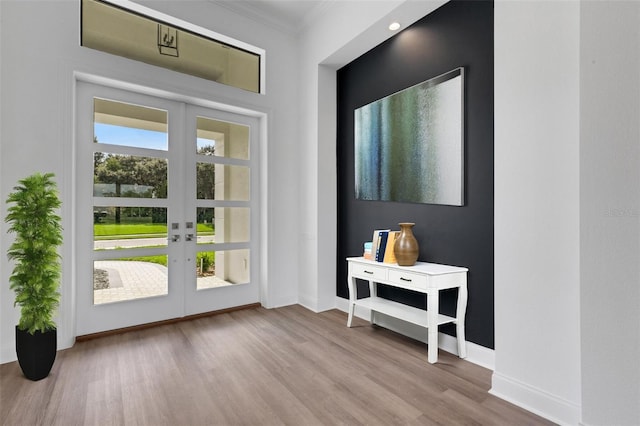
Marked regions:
[213,0,330,34]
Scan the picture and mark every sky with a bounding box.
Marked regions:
[94,123,214,152]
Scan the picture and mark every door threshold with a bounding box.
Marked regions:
[75,302,262,342]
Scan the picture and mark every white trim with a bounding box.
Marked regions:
[215,0,337,37]
[490,372,581,426]
[334,296,495,371]
[74,72,264,118]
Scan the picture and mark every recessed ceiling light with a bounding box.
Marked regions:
[389,22,401,31]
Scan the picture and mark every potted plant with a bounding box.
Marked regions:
[5,172,63,380]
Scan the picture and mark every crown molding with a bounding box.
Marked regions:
[212,0,335,36]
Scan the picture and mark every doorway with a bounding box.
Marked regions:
[76,82,260,335]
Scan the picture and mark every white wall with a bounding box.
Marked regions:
[495,1,640,425]
[493,2,582,424]
[0,0,300,363]
[580,2,640,425]
[297,0,402,312]
[0,0,3,363]
[296,0,446,311]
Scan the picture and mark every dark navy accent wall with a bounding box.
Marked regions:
[336,0,494,349]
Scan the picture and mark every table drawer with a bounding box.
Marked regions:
[351,263,387,281]
[388,269,428,290]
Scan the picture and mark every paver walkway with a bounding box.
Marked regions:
[93,260,231,304]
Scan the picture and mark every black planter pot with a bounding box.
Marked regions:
[15,326,57,381]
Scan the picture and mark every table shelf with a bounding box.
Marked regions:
[354,297,457,328]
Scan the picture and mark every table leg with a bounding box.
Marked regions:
[348,302,355,327]
[427,289,439,363]
[368,280,376,324]
[456,281,468,358]
[347,274,356,327]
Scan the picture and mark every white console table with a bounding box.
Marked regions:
[346,257,468,363]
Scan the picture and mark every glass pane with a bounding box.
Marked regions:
[196,163,249,201]
[196,249,249,290]
[94,207,167,250]
[196,117,249,160]
[93,255,168,304]
[93,98,168,150]
[196,207,249,243]
[94,154,167,198]
[82,0,260,93]
[196,207,215,244]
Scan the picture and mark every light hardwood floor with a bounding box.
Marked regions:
[0,305,554,425]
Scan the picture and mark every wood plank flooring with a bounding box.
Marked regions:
[0,305,554,425]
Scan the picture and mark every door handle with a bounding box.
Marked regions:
[185,234,194,242]
[171,235,181,242]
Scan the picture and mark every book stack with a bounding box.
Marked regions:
[363,241,373,260]
[370,229,400,263]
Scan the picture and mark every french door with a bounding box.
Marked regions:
[76,82,260,335]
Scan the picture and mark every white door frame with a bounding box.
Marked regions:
[75,80,263,335]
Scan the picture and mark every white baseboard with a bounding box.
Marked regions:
[334,296,495,370]
[490,372,581,426]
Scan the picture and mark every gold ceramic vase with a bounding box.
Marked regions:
[394,222,419,266]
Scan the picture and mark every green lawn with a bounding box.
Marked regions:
[115,255,168,267]
[115,252,215,269]
[94,223,214,240]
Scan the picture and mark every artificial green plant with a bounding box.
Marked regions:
[5,172,63,334]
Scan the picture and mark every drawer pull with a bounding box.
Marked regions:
[400,277,412,282]
[364,270,374,274]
